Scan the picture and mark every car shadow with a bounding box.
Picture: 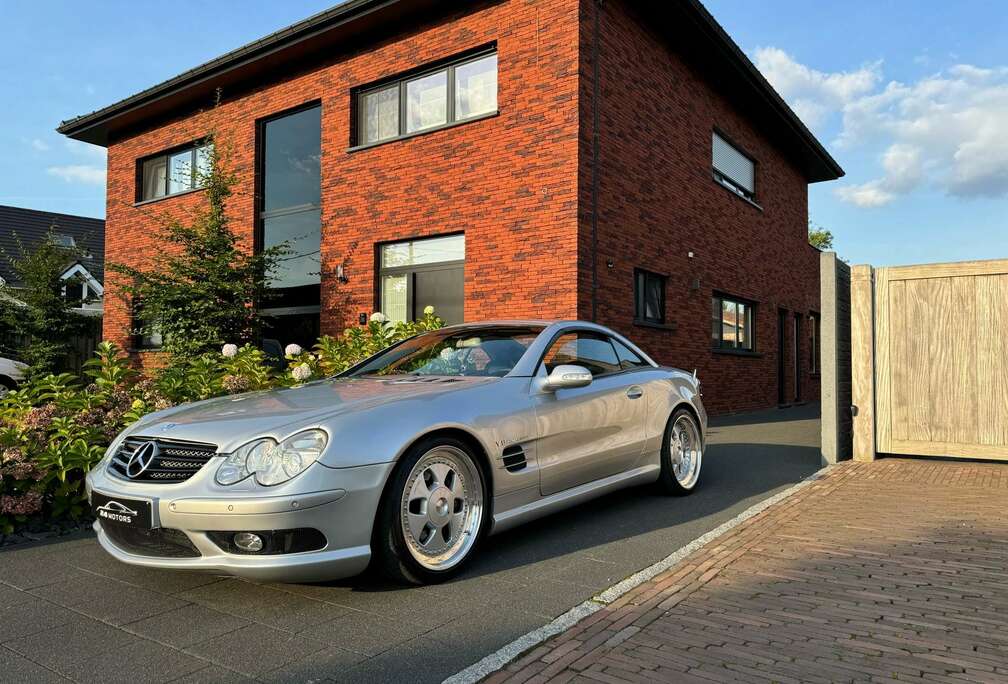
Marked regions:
[319,437,822,593]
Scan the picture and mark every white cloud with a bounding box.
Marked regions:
[47,165,106,186]
[30,138,50,152]
[754,47,1008,207]
[835,181,895,207]
[754,47,882,127]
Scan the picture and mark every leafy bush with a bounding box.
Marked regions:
[0,309,443,535]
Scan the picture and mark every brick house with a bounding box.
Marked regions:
[58,0,842,414]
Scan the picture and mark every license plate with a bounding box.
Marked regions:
[92,492,154,529]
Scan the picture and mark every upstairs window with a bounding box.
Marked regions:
[712,294,755,351]
[139,142,212,201]
[712,132,755,201]
[355,49,497,146]
[634,269,666,325]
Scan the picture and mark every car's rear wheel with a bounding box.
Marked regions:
[658,408,703,495]
[373,436,486,585]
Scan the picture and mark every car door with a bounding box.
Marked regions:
[534,331,648,496]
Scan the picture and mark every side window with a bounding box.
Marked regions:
[611,339,649,370]
[542,332,622,378]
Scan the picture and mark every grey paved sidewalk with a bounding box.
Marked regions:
[0,404,821,683]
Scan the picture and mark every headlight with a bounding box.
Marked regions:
[215,430,328,487]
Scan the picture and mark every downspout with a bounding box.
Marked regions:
[590,0,602,322]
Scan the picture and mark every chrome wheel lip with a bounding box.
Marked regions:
[400,445,483,572]
[670,414,702,489]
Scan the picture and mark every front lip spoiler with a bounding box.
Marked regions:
[94,522,372,582]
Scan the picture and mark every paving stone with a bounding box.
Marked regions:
[177,578,344,633]
[260,645,367,683]
[300,609,431,657]
[0,546,79,590]
[0,597,78,642]
[0,646,68,683]
[32,575,190,626]
[73,639,208,683]
[184,623,329,677]
[121,603,251,648]
[3,613,139,675]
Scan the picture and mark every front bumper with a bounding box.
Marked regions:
[86,458,395,583]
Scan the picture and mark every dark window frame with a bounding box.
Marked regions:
[351,44,498,148]
[373,232,465,321]
[712,292,757,352]
[634,268,667,325]
[712,128,758,203]
[254,100,324,318]
[135,138,212,203]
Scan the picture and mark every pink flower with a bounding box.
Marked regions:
[0,491,44,516]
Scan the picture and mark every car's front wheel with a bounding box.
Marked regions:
[658,408,703,495]
[373,436,486,585]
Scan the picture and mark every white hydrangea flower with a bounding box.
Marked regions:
[291,364,312,382]
[284,343,303,357]
[221,344,238,359]
[370,312,388,323]
[423,305,435,316]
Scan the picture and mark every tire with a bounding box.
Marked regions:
[372,436,487,585]
[657,407,703,495]
[0,376,17,398]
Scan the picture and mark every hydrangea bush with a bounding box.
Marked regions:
[0,309,443,535]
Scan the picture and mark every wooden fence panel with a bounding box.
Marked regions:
[873,260,1008,461]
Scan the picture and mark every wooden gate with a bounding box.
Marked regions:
[852,259,1008,461]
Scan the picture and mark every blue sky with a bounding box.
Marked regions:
[3,1,1007,266]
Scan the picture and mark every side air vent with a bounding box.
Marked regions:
[502,445,527,472]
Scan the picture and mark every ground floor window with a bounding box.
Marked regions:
[378,234,464,325]
[634,269,666,325]
[712,294,755,351]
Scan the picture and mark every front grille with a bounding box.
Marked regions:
[108,437,218,483]
[100,522,201,558]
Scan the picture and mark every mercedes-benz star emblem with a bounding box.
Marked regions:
[126,441,159,479]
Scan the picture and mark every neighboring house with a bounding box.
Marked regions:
[0,205,105,314]
[56,0,842,414]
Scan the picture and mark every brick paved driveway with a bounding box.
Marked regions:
[491,459,1008,683]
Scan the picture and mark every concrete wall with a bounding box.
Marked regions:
[820,251,852,465]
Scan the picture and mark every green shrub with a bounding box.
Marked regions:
[0,310,443,535]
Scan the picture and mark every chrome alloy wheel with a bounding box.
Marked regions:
[669,414,702,489]
[400,446,483,571]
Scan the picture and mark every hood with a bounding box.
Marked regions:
[126,375,493,453]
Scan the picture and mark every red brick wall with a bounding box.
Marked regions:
[103,0,581,363]
[577,0,821,414]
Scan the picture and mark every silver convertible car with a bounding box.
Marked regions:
[86,321,706,585]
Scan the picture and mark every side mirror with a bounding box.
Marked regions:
[543,364,593,391]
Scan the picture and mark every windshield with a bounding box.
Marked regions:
[347,326,544,378]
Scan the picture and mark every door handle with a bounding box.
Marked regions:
[626,386,644,399]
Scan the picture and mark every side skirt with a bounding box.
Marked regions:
[489,464,660,536]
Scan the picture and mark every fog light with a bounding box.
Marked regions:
[233,532,263,552]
